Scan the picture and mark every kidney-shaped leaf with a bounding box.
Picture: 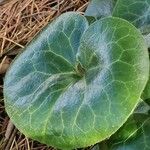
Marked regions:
[113,0,150,34]
[98,101,150,150]
[4,12,149,149]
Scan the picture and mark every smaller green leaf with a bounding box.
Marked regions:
[98,101,150,150]
[142,36,150,101]
[90,144,101,150]
[134,99,150,114]
[142,71,150,101]
[144,33,150,48]
[113,0,150,34]
[85,0,117,19]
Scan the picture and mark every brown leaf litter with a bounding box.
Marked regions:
[0,0,89,149]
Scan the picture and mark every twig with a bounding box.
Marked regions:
[4,128,17,150]
[0,37,24,48]
[4,120,14,140]
[3,120,17,150]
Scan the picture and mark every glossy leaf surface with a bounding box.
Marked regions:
[98,101,150,150]
[4,12,149,149]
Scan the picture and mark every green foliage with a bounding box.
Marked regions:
[113,0,150,34]
[85,0,117,18]
[85,0,150,149]
[98,101,150,150]
[113,0,150,102]
[4,12,149,149]
[142,65,150,100]
[86,0,150,34]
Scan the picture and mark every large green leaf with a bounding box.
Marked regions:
[85,0,150,101]
[112,0,150,103]
[4,12,149,149]
[98,101,150,150]
[85,0,117,18]
[113,0,150,34]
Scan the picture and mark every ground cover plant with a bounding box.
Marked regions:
[85,0,150,149]
[0,1,88,149]
[3,0,150,149]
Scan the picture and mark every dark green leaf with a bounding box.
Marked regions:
[144,33,150,48]
[113,0,150,34]
[142,67,150,101]
[4,13,149,149]
[85,0,117,18]
[90,144,101,150]
[98,101,150,150]
[142,34,150,101]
